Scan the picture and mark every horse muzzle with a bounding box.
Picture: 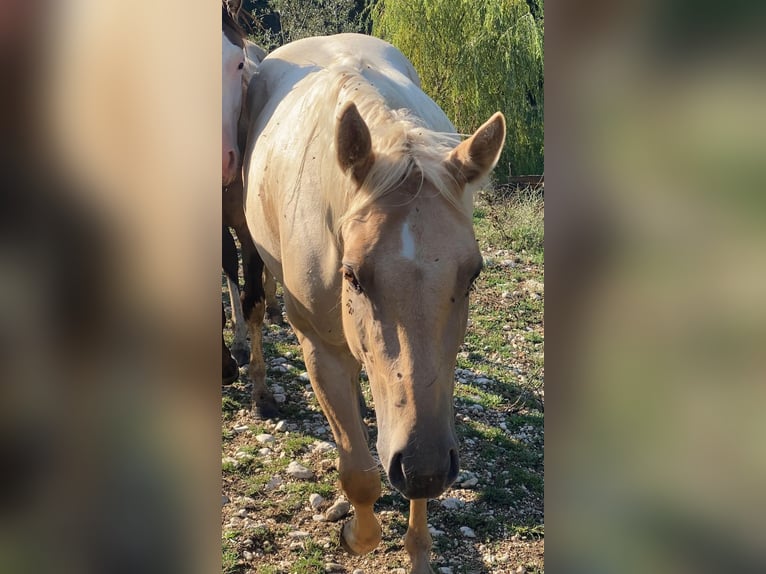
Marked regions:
[386,442,459,500]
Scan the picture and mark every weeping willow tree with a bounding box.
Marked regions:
[371,0,544,180]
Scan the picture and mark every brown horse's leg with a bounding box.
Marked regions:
[238,233,277,419]
[262,270,283,325]
[222,305,239,385]
[222,226,249,365]
[226,275,250,365]
[291,326,381,555]
[404,499,435,574]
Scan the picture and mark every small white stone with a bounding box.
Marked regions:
[275,420,288,432]
[309,493,325,510]
[460,526,477,538]
[272,357,287,365]
[236,508,247,518]
[222,495,230,506]
[311,440,337,454]
[428,526,445,537]
[516,567,527,574]
[440,497,464,510]
[462,477,479,488]
[353,570,365,574]
[265,476,283,491]
[286,461,314,480]
[243,550,253,561]
[391,569,407,574]
[438,567,454,574]
[313,514,326,521]
[287,530,310,539]
[259,447,272,456]
[324,497,350,522]
[298,372,311,382]
[274,393,287,403]
[324,562,343,572]
[256,433,275,444]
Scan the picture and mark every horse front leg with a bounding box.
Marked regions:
[404,499,435,574]
[240,244,277,419]
[291,326,382,555]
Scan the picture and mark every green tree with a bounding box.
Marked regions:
[247,0,368,51]
[372,0,544,179]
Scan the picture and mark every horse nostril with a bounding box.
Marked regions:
[447,449,460,485]
[388,452,406,491]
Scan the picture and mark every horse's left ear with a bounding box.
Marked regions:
[447,112,506,185]
[336,102,374,184]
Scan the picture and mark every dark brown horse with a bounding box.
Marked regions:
[221,2,280,418]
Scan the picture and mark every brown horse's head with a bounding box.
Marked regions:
[336,104,505,499]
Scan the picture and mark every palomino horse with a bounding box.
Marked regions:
[243,34,505,573]
[221,4,281,417]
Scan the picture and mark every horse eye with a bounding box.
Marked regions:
[343,267,363,294]
[237,62,244,70]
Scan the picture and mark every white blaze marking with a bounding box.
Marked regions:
[400,222,416,260]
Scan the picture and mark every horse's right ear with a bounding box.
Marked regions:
[447,112,506,185]
[336,103,374,184]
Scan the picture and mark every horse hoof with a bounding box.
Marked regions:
[339,522,361,556]
[252,397,279,420]
[232,347,250,366]
[266,309,284,325]
[339,520,379,556]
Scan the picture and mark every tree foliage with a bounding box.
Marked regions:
[245,0,369,52]
[372,0,544,179]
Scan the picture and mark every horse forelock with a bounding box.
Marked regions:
[297,65,467,246]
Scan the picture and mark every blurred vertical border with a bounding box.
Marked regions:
[546,0,766,572]
[1,1,220,573]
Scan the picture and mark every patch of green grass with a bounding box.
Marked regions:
[222,529,244,574]
[454,385,504,410]
[223,396,241,420]
[250,525,279,554]
[222,541,241,574]
[282,479,336,501]
[511,523,545,539]
[290,540,326,573]
[282,434,315,456]
[241,458,291,496]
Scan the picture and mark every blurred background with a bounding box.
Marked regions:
[0,1,220,573]
[1,0,765,572]
[546,0,766,572]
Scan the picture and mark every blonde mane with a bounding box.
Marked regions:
[287,62,468,244]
